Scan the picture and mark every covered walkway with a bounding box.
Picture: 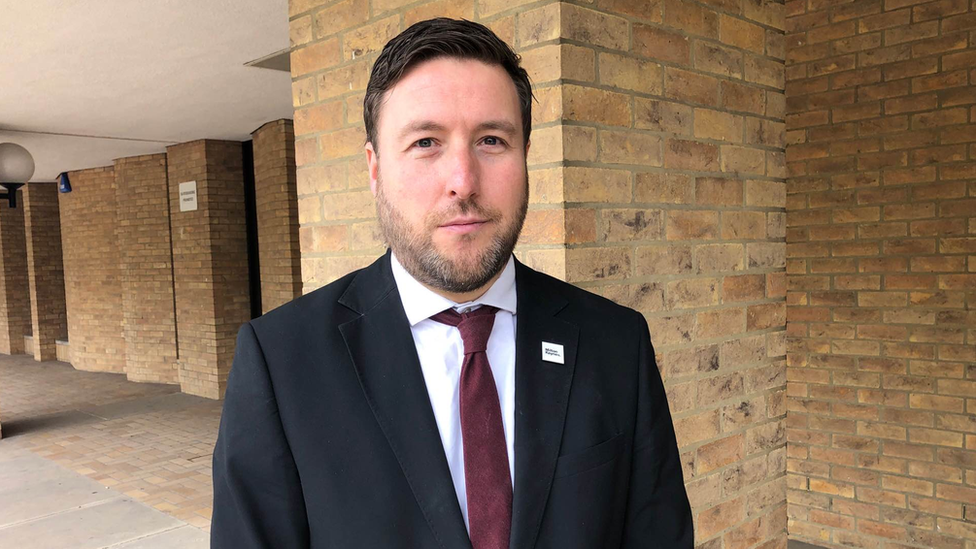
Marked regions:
[0,354,219,544]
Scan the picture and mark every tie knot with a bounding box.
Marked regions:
[430,306,499,354]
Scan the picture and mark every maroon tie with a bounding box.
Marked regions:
[430,306,512,549]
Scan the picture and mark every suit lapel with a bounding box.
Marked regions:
[510,262,578,549]
[338,253,472,549]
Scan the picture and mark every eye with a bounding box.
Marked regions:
[482,136,505,146]
[415,138,434,148]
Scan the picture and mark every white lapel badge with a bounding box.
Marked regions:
[542,342,564,364]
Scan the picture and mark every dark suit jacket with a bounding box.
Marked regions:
[212,252,693,548]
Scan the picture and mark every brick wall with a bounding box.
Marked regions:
[23,182,68,362]
[167,140,251,399]
[785,0,976,546]
[115,154,179,384]
[0,193,31,355]
[59,167,126,372]
[253,119,302,313]
[289,0,789,546]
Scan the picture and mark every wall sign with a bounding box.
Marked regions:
[179,181,198,212]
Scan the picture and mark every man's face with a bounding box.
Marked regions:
[365,57,529,294]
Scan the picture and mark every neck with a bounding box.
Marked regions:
[422,267,505,304]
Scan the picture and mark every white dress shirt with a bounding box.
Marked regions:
[390,253,517,532]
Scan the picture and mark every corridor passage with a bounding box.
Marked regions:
[0,354,219,546]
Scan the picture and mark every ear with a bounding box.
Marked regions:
[365,141,379,197]
[524,139,531,159]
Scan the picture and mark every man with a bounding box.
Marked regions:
[212,18,693,549]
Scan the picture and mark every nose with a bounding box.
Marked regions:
[445,146,479,200]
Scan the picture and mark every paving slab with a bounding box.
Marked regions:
[0,450,74,490]
[0,497,185,549]
[110,525,209,548]
[0,471,117,526]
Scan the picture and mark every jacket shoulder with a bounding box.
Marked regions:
[519,263,644,327]
[249,267,362,336]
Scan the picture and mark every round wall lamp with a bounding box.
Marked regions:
[0,142,35,208]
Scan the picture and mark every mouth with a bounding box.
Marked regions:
[439,217,490,234]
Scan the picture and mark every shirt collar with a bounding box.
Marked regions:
[390,252,517,327]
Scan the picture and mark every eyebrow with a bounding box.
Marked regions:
[397,120,519,141]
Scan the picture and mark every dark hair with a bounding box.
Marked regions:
[363,18,534,153]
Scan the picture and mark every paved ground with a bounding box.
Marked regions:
[0,353,828,549]
[0,354,217,547]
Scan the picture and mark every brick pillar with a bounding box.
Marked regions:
[59,167,125,372]
[289,0,789,545]
[115,154,179,384]
[253,119,302,313]
[23,183,67,362]
[0,192,31,355]
[167,140,250,399]
[786,1,976,547]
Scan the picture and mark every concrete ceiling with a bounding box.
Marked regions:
[0,0,294,181]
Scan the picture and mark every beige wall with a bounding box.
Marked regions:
[167,140,251,399]
[289,0,789,545]
[13,133,294,400]
[115,153,179,384]
[23,182,67,362]
[254,119,303,314]
[60,166,126,373]
[0,194,31,356]
[785,0,976,547]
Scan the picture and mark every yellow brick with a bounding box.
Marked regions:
[292,77,316,108]
[531,85,563,125]
[518,3,560,47]
[320,127,367,160]
[561,4,629,51]
[528,167,564,204]
[312,0,368,38]
[563,85,632,126]
[371,0,415,15]
[562,126,598,162]
[598,53,664,95]
[563,167,632,202]
[720,145,765,175]
[321,190,374,220]
[598,130,663,166]
[294,101,344,136]
[291,38,341,78]
[520,209,567,245]
[719,14,765,53]
[694,109,744,143]
[290,16,312,47]
[520,44,595,84]
[566,247,633,282]
[526,125,562,165]
[342,16,399,61]
[480,0,539,18]
[519,3,628,50]
[514,249,566,279]
[316,60,370,100]
[404,0,474,27]
[486,15,515,46]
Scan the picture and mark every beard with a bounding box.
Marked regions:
[375,173,528,295]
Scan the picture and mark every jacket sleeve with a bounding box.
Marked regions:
[211,322,310,549]
[621,314,695,548]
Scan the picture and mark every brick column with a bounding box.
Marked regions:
[115,154,179,384]
[167,140,251,399]
[289,0,788,545]
[253,119,302,313]
[23,183,67,362]
[59,167,125,372]
[0,192,31,355]
[786,1,976,547]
